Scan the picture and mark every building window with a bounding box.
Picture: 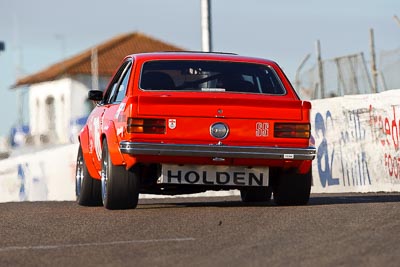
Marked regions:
[45,96,56,133]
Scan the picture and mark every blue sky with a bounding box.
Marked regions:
[0,0,399,136]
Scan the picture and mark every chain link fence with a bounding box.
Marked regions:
[379,47,400,91]
[296,47,400,100]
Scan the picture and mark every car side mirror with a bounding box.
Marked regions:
[88,90,103,101]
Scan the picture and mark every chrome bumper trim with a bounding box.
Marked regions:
[120,141,316,160]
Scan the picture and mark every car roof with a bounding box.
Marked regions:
[128,51,278,66]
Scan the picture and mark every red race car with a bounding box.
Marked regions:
[75,52,316,209]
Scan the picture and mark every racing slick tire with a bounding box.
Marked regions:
[272,168,312,206]
[101,139,140,210]
[76,146,102,206]
[240,187,272,202]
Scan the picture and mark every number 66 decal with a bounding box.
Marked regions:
[256,122,269,137]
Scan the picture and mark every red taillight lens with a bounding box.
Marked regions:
[127,118,166,134]
[274,123,311,138]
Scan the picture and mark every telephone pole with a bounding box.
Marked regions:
[369,28,378,93]
[316,40,325,98]
[201,0,212,52]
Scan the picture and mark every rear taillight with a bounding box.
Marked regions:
[127,118,166,134]
[274,123,311,138]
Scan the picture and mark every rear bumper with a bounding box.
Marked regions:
[120,141,316,161]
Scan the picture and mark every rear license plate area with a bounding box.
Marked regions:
[159,164,269,186]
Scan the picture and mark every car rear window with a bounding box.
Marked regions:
[139,60,286,95]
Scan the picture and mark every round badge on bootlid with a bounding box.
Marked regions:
[210,122,229,139]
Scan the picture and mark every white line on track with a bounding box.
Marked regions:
[0,237,195,252]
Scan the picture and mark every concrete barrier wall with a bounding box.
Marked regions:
[0,89,399,202]
[0,144,78,202]
[311,89,400,193]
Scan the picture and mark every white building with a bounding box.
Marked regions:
[12,32,183,146]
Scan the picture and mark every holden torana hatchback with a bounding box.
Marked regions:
[75,52,316,210]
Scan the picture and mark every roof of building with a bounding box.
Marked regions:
[13,32,184,88]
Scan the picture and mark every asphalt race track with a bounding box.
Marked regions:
[1,193,400,267]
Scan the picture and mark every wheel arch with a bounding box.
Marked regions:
[78,125,101,179]
[102,120,126,167]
